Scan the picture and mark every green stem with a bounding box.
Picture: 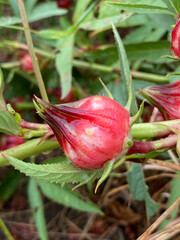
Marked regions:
[131,119,180,139]
[0,61,20,69]
[0,138,59,167]
[131,70,169,83]
[16,0,49,102]
[73,60,169,83]
[0,217,14,240]
[0,38,168,84]
[21,129,48,139]
[0,119,179,167]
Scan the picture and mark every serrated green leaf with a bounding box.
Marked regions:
[127,163,159,219]
[0,110,20,135]
[37,180,103,215]
[28,179,48,240]
[7,155,102,184]
[112,24,138,115]
[56,34,75,99]
[106,0,175,15]
[28,2,67,22]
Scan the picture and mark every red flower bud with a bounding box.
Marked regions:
[171,19,180,58]
[56,0,71,8]
[140,80,180,120]
[35,96,130,169]
[1,135,25,151]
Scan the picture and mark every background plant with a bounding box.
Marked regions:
[0,0,180,239]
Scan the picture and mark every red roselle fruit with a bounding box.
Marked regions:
[140,80,180,120]
[19,53,34,72]
[0,135,25,151]
[35,96,130,169]
[56,0,71,8]
[171,19,180,58]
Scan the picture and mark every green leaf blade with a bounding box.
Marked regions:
[106,0,175,15]
[112,24,138,115]
[127,163,159,219]
[0,110,20,135]
[7,155,102,184]
[56,34,75,98]
[38,180,103,215]
[28,179,48,240]
[29,2,67,22]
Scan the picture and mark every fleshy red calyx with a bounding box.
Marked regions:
[140,80,180,120]
[34,95,130,169]
[171,19,180,58]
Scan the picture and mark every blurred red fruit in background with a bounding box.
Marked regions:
[56,0,71,8]
[1,135,25,151]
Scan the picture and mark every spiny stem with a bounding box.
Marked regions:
[0,217,14,240]
[16,0,49,102]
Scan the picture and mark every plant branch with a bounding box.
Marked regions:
[0,138,59,167]
[127,134,177,155]
[0,119,179,167]
[73,60,169,83]
[131,119,180,139]
[0,40,169,84]
[16,0,49,102]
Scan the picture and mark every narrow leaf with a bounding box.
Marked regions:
[7,155,102,184]
[8,0,20,17]
[25,0,38,17]
[80,13,131,31]
[73,0,92,22]
[0,110,20,135]
[170,0,180,13]
[38,180,103,215]
[112,24,138,115]
[28,2,67,22]
[107,0,175,15]
[28,178,48,240]
[127,163,159,219]
[95,159,115,193]
[0,16,21,27]
[56,34,75,98]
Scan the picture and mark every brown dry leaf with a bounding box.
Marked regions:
[106,200,141,225]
